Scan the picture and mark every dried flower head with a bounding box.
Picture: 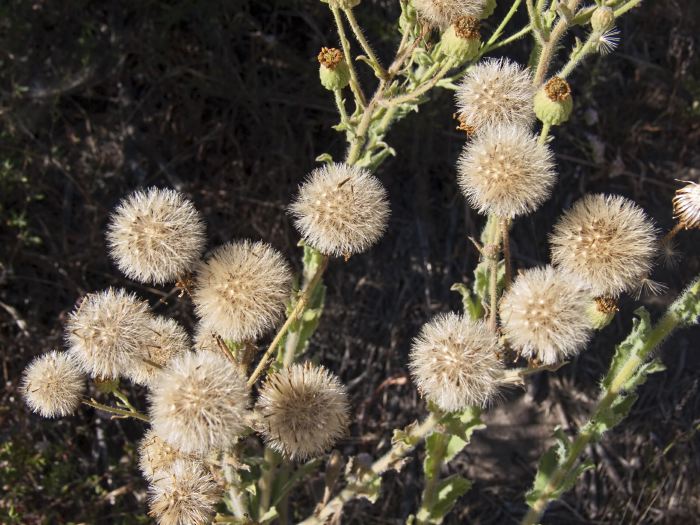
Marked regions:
[148,459,220,525]
[256,362,349,460]
[192,241,292,342]
[457,124,556,218]
[126,317,191,387]
[673,181,700,229]
[149,351,249,454]
[289,163,390,257]
[318,47,343,70]
[22,351,84,418]
[414,0,487,28]
[550,194,658,297]
[500,266,593,365]
[455,58,535,132]
[66,288,153,379]
[139,429,191,482]
[409,312,503,411]
[107,187,206,285]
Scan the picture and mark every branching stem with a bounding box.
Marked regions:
[343,7,388,80]
[82,398,149,422]
[330,6,366,108]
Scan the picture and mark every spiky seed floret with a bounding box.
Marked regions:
[139,429,192,482]
[106,187,206,285]
[409,312,503,411]
[126,316,191,387]
[66,288,153,379]
[414,0,487,28]
[455,58,535,132]
[148,459,220,525]
[21,351,84,418]
[289,163,390,257]
[149,351,249,454]
[192,240,292,343]
[550,194,658,297]
[673,181,700,229]
[500,266,593,365]
[457,124,557,218]
[256,362,350,461]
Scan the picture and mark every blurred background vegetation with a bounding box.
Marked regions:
[1,0,699,523]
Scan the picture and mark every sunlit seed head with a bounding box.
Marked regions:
[673,181,700,229]
[500,266,593,365]
[550,194,658,297]
[409,312,503,411]
[149,351,249,454]
[457,124,557,218]
[148,459,220,525]
[256,362,350,461]
[139,429,193,482]
[66,288,153,379]
[289,163,390,257]
[106,187,206,285]
[192,240,292,343]
[595,27,620,55]
[21,351,84,418]
[455,58,535,132]
[126,316,191,387]
[414,0,488,28]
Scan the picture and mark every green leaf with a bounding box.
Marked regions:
[315,152,334,164]
[670,278,700,325]
[450,283,484,320]
[431,475,472,522]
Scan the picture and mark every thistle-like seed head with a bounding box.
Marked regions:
[409,312,503,411]
[457,124,557,218]
[138,429,192,482]
[414,0,488,28]
[149,351,249,454]
[318,47,343,70]
[500,266,593,365]
[256,362,350,461]
[550,194,658,297]
[148,459,220,525]
[106,187,206,285]
[289,163,390,257]
[673,181,700,229]
[455,58,535,133]
[453,16,480,39]
[192,240,292,343]
[21,351,84,418]
[66,288,153,379]
[126,316,191,387]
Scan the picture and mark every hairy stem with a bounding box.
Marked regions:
[82,398,149,422]
[331,6,366,108]
[487,221,503,331]
[532,0,582,85]
[486,0,525,47]
[416,432,448,523]
[501,218,512,290]
[538,122,552,145]
[343,7,388,79]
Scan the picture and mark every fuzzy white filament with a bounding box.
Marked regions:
[414,0,488,28]
[106,187,206,284]
[22,351,84,418]
[673,181,700,229]
[138,429,192,482]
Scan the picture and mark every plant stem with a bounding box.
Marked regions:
[258,448,279,518]
[661,221,684,247]
[416,432,448,523]
[331,6,366,108]
[487,220,503,332]
[486,0,525,47]
[343,7,388,80]
[614,0,643,17]
[247,254,329,388]
[384,59,455,106]
[538,122,552,145]
[557,36,596,79]
[223,453,250,519]
[82,399,149,422]
[483,25,532,53]
[532,0,582,85]
[501,218,512,290]
[334,89,350,126]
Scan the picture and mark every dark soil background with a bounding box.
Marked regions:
[1,1,699,524]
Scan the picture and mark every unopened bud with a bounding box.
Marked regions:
[440,16,481,63]
[534,76,573,126]
[591,6,615,33]
[588,297,618,330]
[318,47,350,91]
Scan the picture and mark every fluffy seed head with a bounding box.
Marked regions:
[550,194,658,297]
[409,312,503,411]
[139,429,192,481]
[22,351,84,418]
[192,240,292,342]
[455,58,535,132]
[126,317,191,387]
[149,351,249,454]
[148,459,220,525]
[457,124,557,218]
[673,181,700,229]
[414,0,487,28]
[289,163,390,257]
[66,288,153,379]
[107,187,206,284]
[500,266,593,365]
[256,363,350,461]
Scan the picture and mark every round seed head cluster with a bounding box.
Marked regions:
[414,0,487,28]
[289,163,390,257]
[457,124,556,218]
[149,351,249,454]
[550,194,658,297]
[22,351,84,418]
[673,181,700,229]
[192,241,292,342]
[126,317,191,387]
[66,288,152,379]
[107,187,206,284]
[148,459,220,525]
[257,362,350,461]
[455,58,535,132]
[409,312,503,411]
[500,266,593,365]
[138,429,191,481]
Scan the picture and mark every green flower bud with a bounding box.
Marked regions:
[480,0,497,19]
[587,297,618,330]
[534,76,573,126]
[318,47,351,91]
[591,6,615,33]
[440,16,481,63]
